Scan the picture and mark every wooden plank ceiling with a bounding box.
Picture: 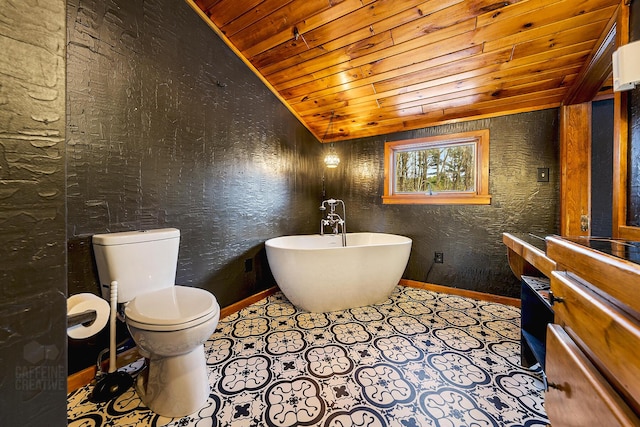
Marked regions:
[191,0,618,142]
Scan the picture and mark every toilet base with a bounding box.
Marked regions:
[136,344,210,418]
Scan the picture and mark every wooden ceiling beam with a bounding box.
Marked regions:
[562,5,618,105]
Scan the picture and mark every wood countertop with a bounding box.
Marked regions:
[502,232,557,279]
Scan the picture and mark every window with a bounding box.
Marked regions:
[383,130,491,205]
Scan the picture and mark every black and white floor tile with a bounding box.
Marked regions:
[67,286,549,426]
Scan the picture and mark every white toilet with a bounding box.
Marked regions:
[92,228,220,418]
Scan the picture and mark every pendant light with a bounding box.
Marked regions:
[323,111,340,168]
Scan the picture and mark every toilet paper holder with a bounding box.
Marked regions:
[67,309,97,328]
[67,293,110,340]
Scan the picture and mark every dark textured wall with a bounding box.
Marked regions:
[0,1,67,425]
[323,110,560,298]
[0,0,612,418]
[66,0,321,371]
[591,99,614,236]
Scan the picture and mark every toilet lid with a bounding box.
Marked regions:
[125,285,218,328]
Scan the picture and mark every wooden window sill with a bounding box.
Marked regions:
[382,194,491,205]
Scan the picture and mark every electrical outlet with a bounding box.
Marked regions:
[434,252,444,263]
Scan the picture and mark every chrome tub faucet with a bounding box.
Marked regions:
[319,199,347,247]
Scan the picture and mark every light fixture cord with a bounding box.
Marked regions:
[322,110,335,143]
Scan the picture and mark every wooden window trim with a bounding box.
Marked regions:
[383,130,491,205]
[612,3,640,240]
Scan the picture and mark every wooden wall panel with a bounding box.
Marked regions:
[560,103,592,236]
[611,0,640,239]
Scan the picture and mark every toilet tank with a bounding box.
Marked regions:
[92,228,180,303]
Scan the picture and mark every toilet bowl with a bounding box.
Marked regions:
[125,286,220,417]
[92,228,220,418]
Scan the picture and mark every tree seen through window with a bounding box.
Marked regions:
[395,143,475,193]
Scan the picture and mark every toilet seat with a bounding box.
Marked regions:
[125,285,219,332]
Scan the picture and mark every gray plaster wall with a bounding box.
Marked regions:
[0,1,68,425]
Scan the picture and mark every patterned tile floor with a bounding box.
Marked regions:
[67,286,549,426]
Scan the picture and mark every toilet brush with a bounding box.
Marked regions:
[90,281,133,403]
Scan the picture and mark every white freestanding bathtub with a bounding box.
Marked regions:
[265,233,412,312]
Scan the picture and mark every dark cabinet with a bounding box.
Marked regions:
[520,275,553,370]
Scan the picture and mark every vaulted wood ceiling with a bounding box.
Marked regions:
[189,0,618,142]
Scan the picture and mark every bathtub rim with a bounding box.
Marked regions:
[265,232,412,250]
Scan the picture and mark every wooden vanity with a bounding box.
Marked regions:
[503,232,556,280]
[504,233,640,426]
[545,236,640,426]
